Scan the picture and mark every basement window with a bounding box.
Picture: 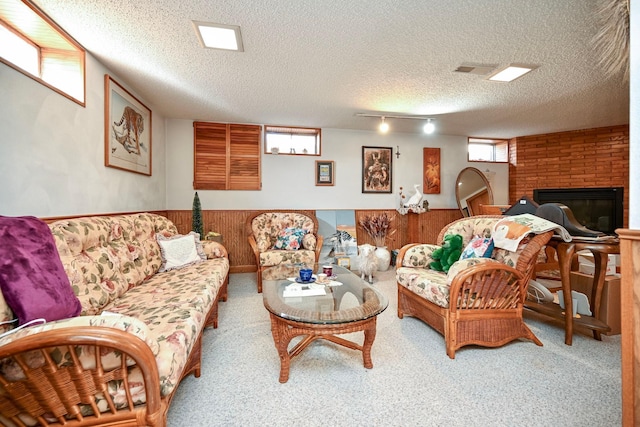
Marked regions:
[264,125,321,155]
[0,0,86,105]
[468,137,508,162]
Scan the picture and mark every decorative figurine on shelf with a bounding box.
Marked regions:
[404,184,423,208]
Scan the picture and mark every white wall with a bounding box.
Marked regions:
[1,53,508,217]
[0,55,166,217]
[166,119,509,210]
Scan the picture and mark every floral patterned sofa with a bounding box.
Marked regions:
[396,215,553,359]
[0,213,229,426]
[246,211,323,292]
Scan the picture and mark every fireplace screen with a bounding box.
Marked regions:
[533,187,623,235]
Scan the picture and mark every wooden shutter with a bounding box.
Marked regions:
[229,124,261,190]
[194,122,261,190]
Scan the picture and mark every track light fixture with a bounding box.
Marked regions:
[423,119,435,134]
[356,113,436,134]
[379,116,389,133]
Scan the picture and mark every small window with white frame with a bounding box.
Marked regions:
[468,137,509,162]
[264,125,321,155]
[0,0,86,106]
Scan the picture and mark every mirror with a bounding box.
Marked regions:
[455,167,494,217]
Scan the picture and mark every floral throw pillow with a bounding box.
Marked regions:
[157,232,205,272]
[459,236,495,260]
[273,227,307,250]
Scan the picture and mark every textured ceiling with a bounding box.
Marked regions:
[32,0,629,138]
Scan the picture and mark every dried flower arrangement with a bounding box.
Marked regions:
[359,213,396,247]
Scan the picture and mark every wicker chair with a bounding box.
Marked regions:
[396,215,553,358]
[247,211,323,292]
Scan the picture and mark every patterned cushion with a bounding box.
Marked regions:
[259,249,316,267]
[273,227,307,250]
[104,258,229,396]
[460,236,494,260]
[400,244,440,268]
[397,267,450,308]
[157,232,205,272]
[49,214,178,315]
[250,213,316,252]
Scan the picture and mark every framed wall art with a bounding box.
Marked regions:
[362,146,392,193]
[423,147,441,194]
[315,160,335,186]
[104,74,152,176]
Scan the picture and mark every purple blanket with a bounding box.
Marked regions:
[0,216,81,325]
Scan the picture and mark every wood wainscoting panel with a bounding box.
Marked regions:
[355,209,462,250]
[168,209,461,272]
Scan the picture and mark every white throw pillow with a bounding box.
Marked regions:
[157,233,204,272]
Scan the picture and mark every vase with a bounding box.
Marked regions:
[374,246,391,271]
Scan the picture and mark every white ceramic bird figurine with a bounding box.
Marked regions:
[404,184,423,207]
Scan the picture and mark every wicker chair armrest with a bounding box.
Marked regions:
[0,326,163,426]
[201,240,228,259]
[514,230,555,280]
[448,262,526,312]
[247,235,261,264]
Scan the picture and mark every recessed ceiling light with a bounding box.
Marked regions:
[488,64,537,82]
[193,21,244,52]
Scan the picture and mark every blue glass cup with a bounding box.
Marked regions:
[299,268,313,282]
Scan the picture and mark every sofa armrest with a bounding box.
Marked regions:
[396,243,440,269]
[201,240,228,259]
[0,326,163,426]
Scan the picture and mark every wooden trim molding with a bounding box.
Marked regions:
[617,229,640,427]
[41,210,168,223]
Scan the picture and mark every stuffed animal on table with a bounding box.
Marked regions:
[429,234,463,273]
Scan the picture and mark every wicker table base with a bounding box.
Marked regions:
[269,313,378,383]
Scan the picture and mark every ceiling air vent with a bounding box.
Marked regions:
[454,63,497,76]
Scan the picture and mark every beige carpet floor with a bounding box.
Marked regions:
[167,269,621,427]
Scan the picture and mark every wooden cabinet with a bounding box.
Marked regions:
[193,122,261,190]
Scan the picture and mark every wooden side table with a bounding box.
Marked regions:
[526,236,620,345]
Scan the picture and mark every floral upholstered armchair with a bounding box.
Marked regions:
[396,215,553,358]
[246,211,323,292]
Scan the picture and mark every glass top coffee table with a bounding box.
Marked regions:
[262,264,388,383]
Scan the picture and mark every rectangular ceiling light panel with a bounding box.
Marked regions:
[193,21,243,51]
[488,64,537,82]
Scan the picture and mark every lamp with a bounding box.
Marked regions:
[356,113,436,134]
[423,119,435,134]
[379,116,389,133]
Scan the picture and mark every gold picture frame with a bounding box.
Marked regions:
[315,160,335,186]
[104,74,152,176]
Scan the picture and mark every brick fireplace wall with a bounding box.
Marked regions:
[508,125,629,227]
